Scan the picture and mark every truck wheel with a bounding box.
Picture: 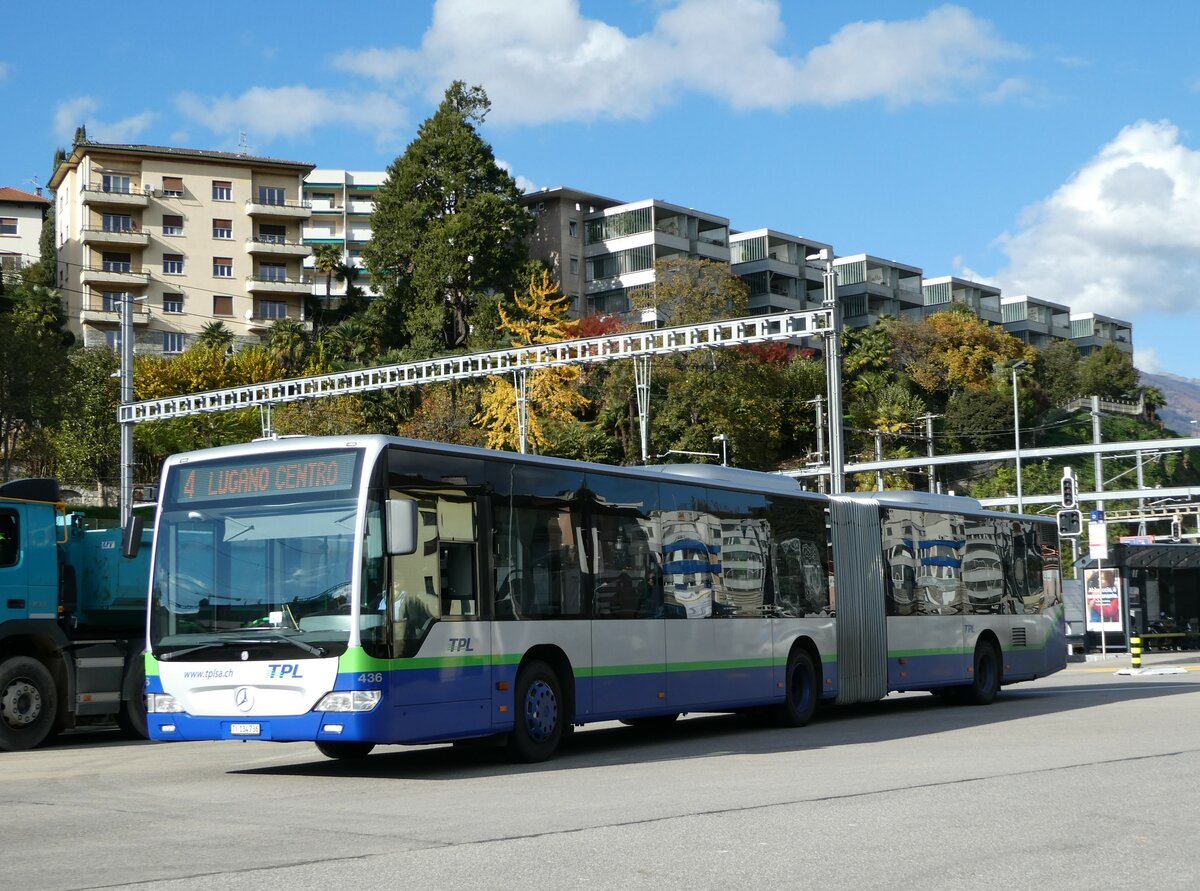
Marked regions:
[506,660,563,763]
[0,656,58,751]
[117,657,148,740]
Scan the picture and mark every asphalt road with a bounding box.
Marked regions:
[4,664,1199,891]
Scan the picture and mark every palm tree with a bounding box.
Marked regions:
[266,318,309,374]
[311,244,343,302]
[196,321,235,353]
[328,317,375,366]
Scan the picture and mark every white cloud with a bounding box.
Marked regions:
[332,0,1026,125]
[994,120,1200,318]
[53,96,154,143]
[176,86,406,146]
[497,159,537,195]
[1136,345,1162,374]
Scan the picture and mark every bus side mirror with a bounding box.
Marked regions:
[121,515,144,559]
[385,499,418,556]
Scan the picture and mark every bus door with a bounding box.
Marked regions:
[587,475,666,718]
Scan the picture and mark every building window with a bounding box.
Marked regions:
[212,180,232,201]
[102,291,127,312]
[162,215,183,236]
[163,253,184,275]
[213,257,233,278]
[101,213,134,233]
[260,262,287,282]
[163,293,184,314]
[569,256,579,275]
[162,332,184,354]
[212,218,233,240]
[102,174,132,194]
[102,252,132,273]
[213,295,233,316]
[258,186,285,206]
[105,330,121,351]
[568,219,578,238]
[161,176,184,197]
[258,223,286,244]
[0,218,15,235]
[258,300,288,320]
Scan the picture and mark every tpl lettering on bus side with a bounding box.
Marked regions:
[448,638,474,653]
[268,663,303,679]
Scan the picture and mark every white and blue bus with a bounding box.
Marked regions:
[140,435,1066,762]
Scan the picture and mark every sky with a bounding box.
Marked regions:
[3,0,1199,378]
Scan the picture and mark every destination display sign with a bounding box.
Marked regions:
[168,450,361,505]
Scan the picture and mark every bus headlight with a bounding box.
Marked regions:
[147,693,184,713]
[314,690,381,713]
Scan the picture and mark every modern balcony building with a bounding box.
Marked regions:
[729,229,833,315]
[832,254,924,328]
[1070,311,1133,356]
[48,143,314,354]
[1000,295,1072,350]
[0,186,51,282]
[921,275,1002,324]
[302,169,385,300]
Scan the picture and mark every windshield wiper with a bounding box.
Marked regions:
[157,639,236,660]
[235,629,327,657]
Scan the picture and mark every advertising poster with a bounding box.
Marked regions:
[1084,568,1122,632]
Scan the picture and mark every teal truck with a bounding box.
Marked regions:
[0,478,151,751]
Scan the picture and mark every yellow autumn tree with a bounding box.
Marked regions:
[475,270,589,452]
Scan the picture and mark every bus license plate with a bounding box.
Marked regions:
[230,723,260,736]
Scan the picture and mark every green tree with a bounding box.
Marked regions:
[0,285,70,479]
[364,81,533,354]
[1077,343,1138,398]
[266,317,310,374]
[53,348,120,494]
[1034,339,1082,408]
[629,257,749,325]
[196,321,235,353]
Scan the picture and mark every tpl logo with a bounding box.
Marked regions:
[267,663,304,679]
[448,637,474,653]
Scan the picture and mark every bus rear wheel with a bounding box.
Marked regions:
[507,660,563,763]
[0,656,58,752]
[773,649,818,727]
[965,640,1002,706]
[316,741,376,759]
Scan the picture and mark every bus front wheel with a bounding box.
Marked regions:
[507,660,563,763]
[774,649,818,727]
[316,741,375,759]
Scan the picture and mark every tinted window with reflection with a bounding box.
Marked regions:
[586,473,659,619]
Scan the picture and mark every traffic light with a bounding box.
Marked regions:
[1057,509,1082,537]
[1060,471,1076,508]
[1171,518,1182,542]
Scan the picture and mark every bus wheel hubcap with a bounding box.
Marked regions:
[524,681,557,742]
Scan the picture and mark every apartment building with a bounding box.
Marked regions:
[302,169,385,299]
[921,275,1002,325]
[0,186,51,281]
[1070,311,1133,356]
[999,295,1072,350]
[48,143,314,354]
[729,229,832,314]
[832,254,924,328]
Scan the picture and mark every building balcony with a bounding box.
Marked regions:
[82,227,150,248]
[245,199,312,219]
[245,236,312,258]
[246,313,312,334]
[81,265,151,288]
[245,273,314,295]
[79,296,150,326]
[81,185,150,208]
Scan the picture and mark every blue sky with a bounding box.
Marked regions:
[4,1,1199,378]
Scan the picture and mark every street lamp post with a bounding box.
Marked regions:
[1011,359,1028,514]
[712,433,729,466]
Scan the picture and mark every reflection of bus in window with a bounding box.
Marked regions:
[962,521,1004,613]
[143,436,1066,765]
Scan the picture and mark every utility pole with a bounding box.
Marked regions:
[809,250,844,494]
[119,295,134,525]
[917,412,940,493]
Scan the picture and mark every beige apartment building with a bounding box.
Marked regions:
[48,143,315,354]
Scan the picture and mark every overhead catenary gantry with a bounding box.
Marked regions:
[120,305,836,464]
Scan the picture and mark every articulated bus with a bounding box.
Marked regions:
[140,435,1066,762]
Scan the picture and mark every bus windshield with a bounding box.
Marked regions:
[149,449,371,660]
